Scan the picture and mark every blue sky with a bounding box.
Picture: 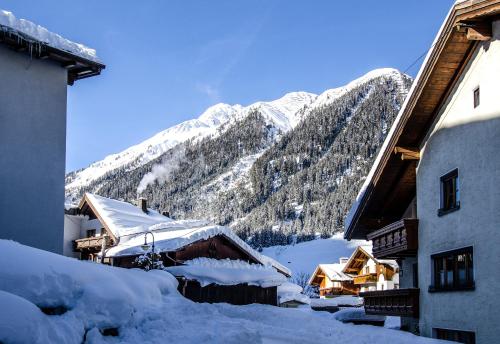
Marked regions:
[3,1,454,172]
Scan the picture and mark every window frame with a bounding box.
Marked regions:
[434,327,476,344]
[473,86,480,108]
[438,168,460,216]
[429,246,475,293]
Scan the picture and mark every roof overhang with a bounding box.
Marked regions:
[345,0,500,240]
[0,25,105,85]
[78,194,118,243]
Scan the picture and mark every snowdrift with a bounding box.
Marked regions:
[0,240,444,344]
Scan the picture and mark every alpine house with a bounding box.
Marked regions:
[0,10,104,254]
[66,193,291,306]
[344,0,500,343]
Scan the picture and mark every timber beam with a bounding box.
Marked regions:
[394,147,420,160]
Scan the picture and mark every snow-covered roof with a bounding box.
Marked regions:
[83,193,291,276]
[82,193,174,239]
[342,246,398,273]
[0,10,99,62]
[165,258,286,288]
[308,263,352,285]
[104,221,291,277]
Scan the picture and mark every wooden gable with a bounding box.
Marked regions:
[172,235,260,265]
[343,247,373,275]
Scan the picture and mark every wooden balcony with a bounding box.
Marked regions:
[74,236,109,251]
[367,218,418,259]
[361,288,419,318]
[353,274,377,285]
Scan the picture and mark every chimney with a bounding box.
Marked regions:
[138,198,148,213]
[339,257,349,264]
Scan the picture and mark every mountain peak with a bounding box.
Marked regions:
[198,103,243,127]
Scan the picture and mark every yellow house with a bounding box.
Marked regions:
[342,247,399,292]
[308,258,359,297]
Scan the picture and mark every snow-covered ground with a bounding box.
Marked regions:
[0,240,445,344]
[262,233,370,278]
[310,296,364,308]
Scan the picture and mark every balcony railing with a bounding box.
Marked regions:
[74,235,109,250]
[367,218,418,259]
[353,274,377,285]
[361,288,419,318]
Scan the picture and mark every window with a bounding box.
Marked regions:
[473,87,480,108]
[86,229,96,238]
[434,328,475,344]
[429,246,474,292]
[412,263,419,288]
[438,168,460,216]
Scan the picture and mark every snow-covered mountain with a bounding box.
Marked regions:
[66,68,403,202]
[66,68,412,247]
[66,91,319,199]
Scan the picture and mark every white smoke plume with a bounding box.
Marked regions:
[137,145,186,195]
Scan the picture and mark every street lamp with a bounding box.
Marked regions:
[141,231,156,270]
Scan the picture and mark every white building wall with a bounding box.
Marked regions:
[63,215,103,258]
[416,20,500,343]
[63,215,82,258]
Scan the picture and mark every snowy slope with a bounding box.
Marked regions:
[262,233,370,278]
[65,92,316,201]
[66,68,406,204]
[0,240,443,344]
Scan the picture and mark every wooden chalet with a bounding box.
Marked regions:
[345,1,500,341]
[342,247,399,293]
[308,259,359,297]
[65,193,290,306]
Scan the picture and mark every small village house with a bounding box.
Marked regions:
[342,246,399,292]
[66,193,291,306]
[0,11,104,254]
[344,1,500,342]
[308,258,359,297]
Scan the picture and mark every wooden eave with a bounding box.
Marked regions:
[0,25,105,85]
[345,0,500,240]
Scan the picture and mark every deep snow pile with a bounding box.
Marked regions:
[165,258,286,287]
[277,282,310,305]
[0,240,443,344]
[310,296,363,308]
[0,10,98,62]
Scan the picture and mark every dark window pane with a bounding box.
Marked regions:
[457,253,466,285]
[431,247,473,291]
[440,169,459,213]
[446,256,454,287]
[473,87,480,108]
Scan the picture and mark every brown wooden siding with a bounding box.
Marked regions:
[177,279,277,306]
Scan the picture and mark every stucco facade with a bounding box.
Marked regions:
[0,44,67,253]
[416,20,500,343]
